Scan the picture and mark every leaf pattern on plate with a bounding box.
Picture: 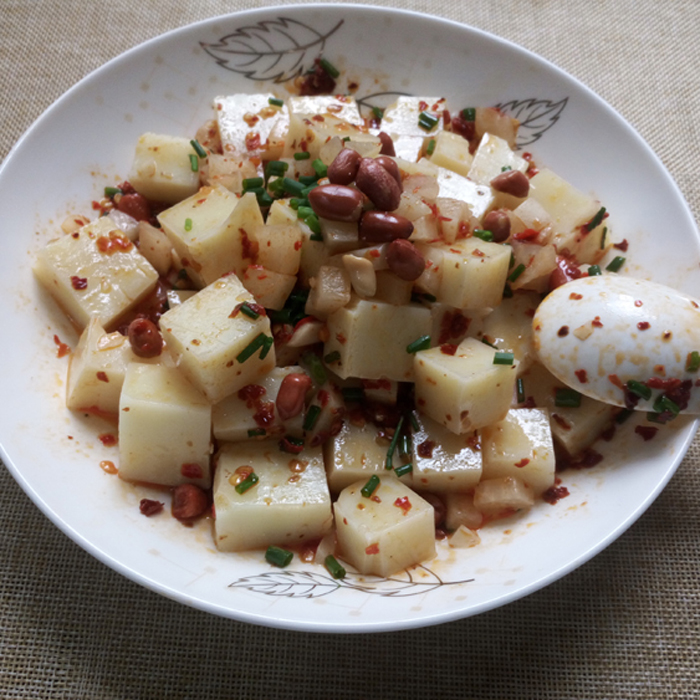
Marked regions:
[200,18,344,83]
[495,97,569,148]
[229,564,474,599]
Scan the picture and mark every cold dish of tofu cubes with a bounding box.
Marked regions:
[35,87,623,579]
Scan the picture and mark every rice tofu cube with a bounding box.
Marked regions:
[435,167,494,222]
[34,217,158,331]
[380,97,447,161]
[414,337,518,434]
[467,132,528,187]
[216,93,289,162]
[324,298,432,381]
[411,413,482,493]
[128,132,200,204]
[118,363,212,488]
[480,408,555,496]
[213,441,332,552]
[158,188,264,287]
[159,273,275,403]
[429,130,474,177]
[334,475,436,576]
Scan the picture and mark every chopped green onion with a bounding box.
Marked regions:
[267,177,285,196]
[626,380,651,400]
[686,351,700,372]
[260,335,274,360]
[606,256,626,273]
[324,350,341,364]
[586,206,606,232]
[265,545,293,568]
[426,138,436,156]
[372,106,384,121]
[385,416,404,470]
[361,474,380,497]
[653,394,680,416]
[303,351,327,385]
[587,265,602,276]
[461,107,476,122]
[266,160,289,177]
[268,96,284,107]
[239,301,261,320]
[243,177,264,189]
[341,387,365,402]
[301,185,319,199]
[473,229,493,242]
[409,411,419,432]
[418,111,439,131]
[303,405,322,431]
[297,205,315,220]
[247,428,266,438]
[190,139,207,159]
[319,58,340,79]
[304,215,322,238]
[104,186,122,197]
[517,377,525,404]
[257,192,274,208]
[493,351,514,366]
[501,165,512,172]
[502,284,513,298]
[406,335,431,354]
[236,333,269,363]
[342,136,351,143]
[243,186,266,197]
[394,463,413,478]
[189,153,199,172]
[298,176,318,187]
[646,411,667,424]
[294,151,311,161]
[600,226,608,249]
[184,218,193,232]
[312,159,328,178]
[283,177,306,196]
[481,337,498,349]
[508,264,526,282]
[235,471,259,494]
[324,555,346,579]
[555,388,582,408]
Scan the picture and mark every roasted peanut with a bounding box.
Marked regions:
[356,158,402,211]
[378,131,396,156]
[276,372,313,420]
[490,169,529,198]
[328,148,362,185]
[171,484,209,521]
[482,209,511,243]
[375,156,401,186]
[385,239,426,281]
[127,317,163,358]
[308,184,364,222]
[358,211,414,243]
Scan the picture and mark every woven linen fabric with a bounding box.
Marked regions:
[2,0,700,698]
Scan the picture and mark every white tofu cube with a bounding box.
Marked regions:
[435,167,494,221]
[467,132,528,187]
[118,363,212,487]
[240,265,296,311]
[381,97,447,162]
[429,130,474,177]
[34,217,158,331]
[213,441,332,552]
[159,273,275,403]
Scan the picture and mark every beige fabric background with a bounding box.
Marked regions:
[2,0,700,697]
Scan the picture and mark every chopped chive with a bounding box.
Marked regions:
[184,218,193,232]
[260,335,274,360]
[653,394,680,416]
[257,192,274,208]
[342,136,351,143]
[493,351,514,366]
[501,165,512,172]
[406,335,431,354]
[268,96,284,107]
[265,545,293,568]
[361,474,380,497]
[418,111,439,131]
[517,377,525,404]
[324,555,346,579]
[606,256,625,273]
[297,205,315,220]
[267,177,285,196]
[319,58,340,79]
[394,463,413,478]
[243,186,266,197]
[239,301,260,320]
[686,350,700,372]
[236,333,268,363]
[324,350,341,364]
[298,176,318,187]
[341,387,365,402]
[266,160,289,177]
[555,388,582,408]
[243,177,264,189]
[283,177,306,197]
[461,107,476,122]
[289,198,301,210]
[409,411,419,432]
[303,351,327,385]
[600,226,608,249]
[235,471,259,494]
[509,249,515,268]
[626,380,651,400]
[385,416,404,470]
[586,206,606,232]
[481,337,498,349]
[312,159,328,178]
[294,151,311,161]
[372,106,384,121]
[190,139,207,159]
[189,153,199,172]
[247,428,266,438]
[426,138,436,156]
[587,265,602,276]
[104,186,122,197]
[646,411,668,424]
[473,229,493,242]
[303,405,322,431]
[502,284,513,298]
[508,264,526,282]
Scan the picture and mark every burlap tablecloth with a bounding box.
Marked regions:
[2,1,699,697]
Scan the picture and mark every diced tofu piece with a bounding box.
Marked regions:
[467,133,528,187]
[324,418,411,494]
[34,217,158,331]
[324,298,432,381]
[118,363,212,487]
[128,132,200,204]
[475,107,519,149]
[305,265,351,319]
[319,218,360,253]
[137,221,172,276]
[435,167,494,221]
[508,241,557,293]
[480,291,540,374]
[158,187,264,287]
[435,198,475,244]
[212,366,307,441]
[480,408,555,496]
[202,153,259,195]
[411,413,482,493]
[380,97,447,162]
[414,337,518,434]
[473,476,534,516]
[241,265,296,310]
[288,95,364,126]
[334,475,435,576]
[165,289,196,308]
[216,93,289,161]
[159,273,275,403]
[518,362,617,459]
[213,441,332,552]
[444,491,483,530]
[374,271,413,306]
[255,223,303,275]
[429,130,474,176]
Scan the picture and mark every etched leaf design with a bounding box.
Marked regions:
[200,18,344,83]
[496,97,569,148]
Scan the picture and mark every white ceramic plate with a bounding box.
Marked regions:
[1,4,698,633]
